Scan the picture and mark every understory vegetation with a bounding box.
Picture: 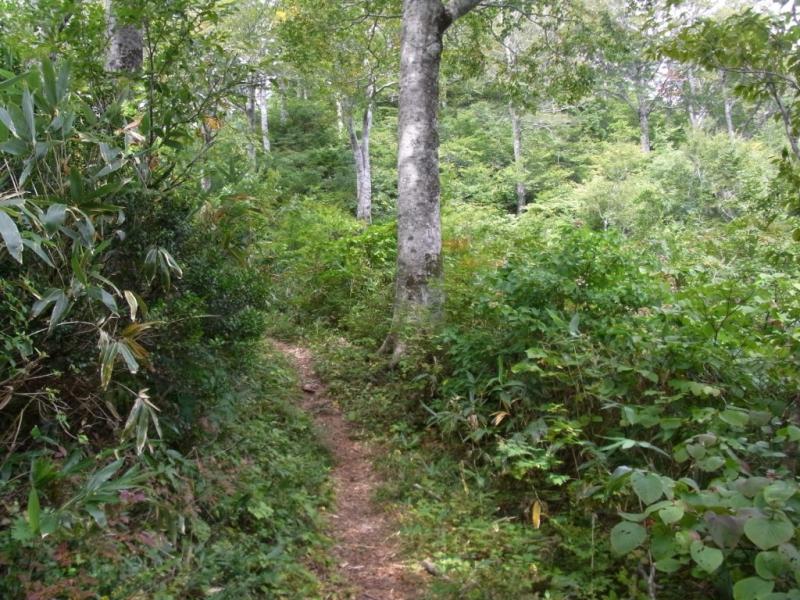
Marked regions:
[3,0,800,599]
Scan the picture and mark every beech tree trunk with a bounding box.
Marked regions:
[722,75,735,140]
[724,94,735,140]
[347,101,373,223]
[336,97,345,137]
[638,101,651,153]
[255,83,271,153]
[686,70,703,129]
[384,0,482,358]
[509,103,526,214]
[245,83,257,165]
[104,0,143,73]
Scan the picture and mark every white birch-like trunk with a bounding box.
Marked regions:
[638,101,651,153]
[504,38,525,214]
[509,103,526,214]
[279,81,288,125]
[336,97,345,137]
[347,101,374,223]
[245,84,257,165]
[722,75,735,140]
[256,83,271,153]
[687,70,703,129]
[724,95,735,140]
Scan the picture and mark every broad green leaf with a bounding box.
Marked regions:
[659,504,685,525]
[610,521,647,555]
[755,551,790,580]
[720,409,749,429]
[0,107,17,136]
[745,515,796,550]
[86,459,123,492]
[632,471,663,505]
[27,487,40,535]
[690,540,723,573]
[21,89,35,141]
[0,209,23,262]
[654,557,683,573]
[43,204,67,233]
[733,577,774,600]
[763,481,797,506]
[41,58,57,107]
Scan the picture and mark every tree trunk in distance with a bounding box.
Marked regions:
[509,103,526,214]
[245,84,257,165]
[638,101,651,153]
[347,102,374,224]
[256,83,271,153]
[722,74,735,140]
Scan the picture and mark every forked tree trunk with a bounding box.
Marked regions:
[383,0,482,359]
[104,0,143,73]
[347,99,374,223]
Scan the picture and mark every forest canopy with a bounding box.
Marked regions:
[1,0,799,598]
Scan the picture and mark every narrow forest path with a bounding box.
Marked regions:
[272,341,423,600]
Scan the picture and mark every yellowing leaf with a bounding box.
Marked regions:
[492,411,509,426]
[531,500,542,529]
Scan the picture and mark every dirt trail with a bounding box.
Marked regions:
[273,341,423,600]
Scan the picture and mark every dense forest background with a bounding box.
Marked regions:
[1,0,800,598]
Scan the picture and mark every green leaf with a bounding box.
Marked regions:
[690,540,723,573]
[733,577,774,600]
[755,551,790,580]
[43,203,67,233]
[22,88,35,141]
[0,107,17,137]
[0,209,23,263]
[27,487,41,535]
[610,521,647,555]
[654,557,683,573]
[86,459,123,492]
[659,504,685,525]
[41,58,57,107]
[745,515,796,550]
[720,409,749,429]
[632,471,663,505]
[763,481,797,507]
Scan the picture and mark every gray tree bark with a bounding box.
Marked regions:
[245,83,257,165]
[504,41,526,214]
[384,0,482,358]
[255,82,271,153]
[347,101,374,223]
[104,0,143,73]
[509,103,526,214]
[686,70,704,129]
[722,74,735,140]
[638,100,651,153]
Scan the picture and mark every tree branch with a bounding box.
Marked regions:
[442,0,484,30]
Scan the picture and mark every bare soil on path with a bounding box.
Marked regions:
[272,341,423,600]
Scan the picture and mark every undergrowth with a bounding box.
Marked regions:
[1,342,334,599]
